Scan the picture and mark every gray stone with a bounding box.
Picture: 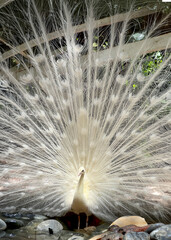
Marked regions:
[37,219,63,234]
[25,219,43,231]
[0,231,6,238]
[145,223,165,234]
[102,232,123,240]
[96,223,110,232]
[4,218,24,229]
[2,212,22,218]
[150,224,171,240]
[2,212,35,220]
[68,235,84,240]
[34,214,47,220]
[0,218,7,231]
[36,234,60,240]
[123,231,150,240]
[59,230,84,240]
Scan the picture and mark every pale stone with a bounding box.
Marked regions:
[37,219,63,234]
[0,219,7,231]
[110,216,148,227]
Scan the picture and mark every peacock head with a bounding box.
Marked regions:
[78,167,85,176]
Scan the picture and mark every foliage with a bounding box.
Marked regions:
[142,51,163,76]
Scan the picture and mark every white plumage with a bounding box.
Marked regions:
[0,0,171,226]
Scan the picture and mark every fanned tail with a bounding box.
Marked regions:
[0,1,170,222]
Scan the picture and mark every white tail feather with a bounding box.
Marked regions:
[0,1,171,222]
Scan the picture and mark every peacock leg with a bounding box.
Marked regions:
[86,215,89,227]
[78,214,80,229]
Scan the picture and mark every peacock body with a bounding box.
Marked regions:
[0,0,171,224]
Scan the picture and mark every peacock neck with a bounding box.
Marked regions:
[75,171,84,197]
[70,168,88,214]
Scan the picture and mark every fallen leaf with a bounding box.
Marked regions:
[110,216,147,227]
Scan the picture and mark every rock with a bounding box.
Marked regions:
[2,212,22,218]
[68,235,84,240]
[4,218,24,229]
[34,214,47,220]
[108,225,120,232]
[60,230,85,240]
[123,232,150,240]
[101,232,123,240]
[37,219,63,234]
[0,231,6,238]
[145,223,165,234]
[3,231,16,238]
[94,223,109,235]
[122,224,150,233]
[36,234,60,240]
[109,224,150,235]
[150,224,171,240]
[0,218,7,231]
[2,212,35,220]
[20,213,35,220]
[89,232,108,240]
[83,226,96,234]
[25,219,43,233]
[110,216,148,227]
[89,231,123,240]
